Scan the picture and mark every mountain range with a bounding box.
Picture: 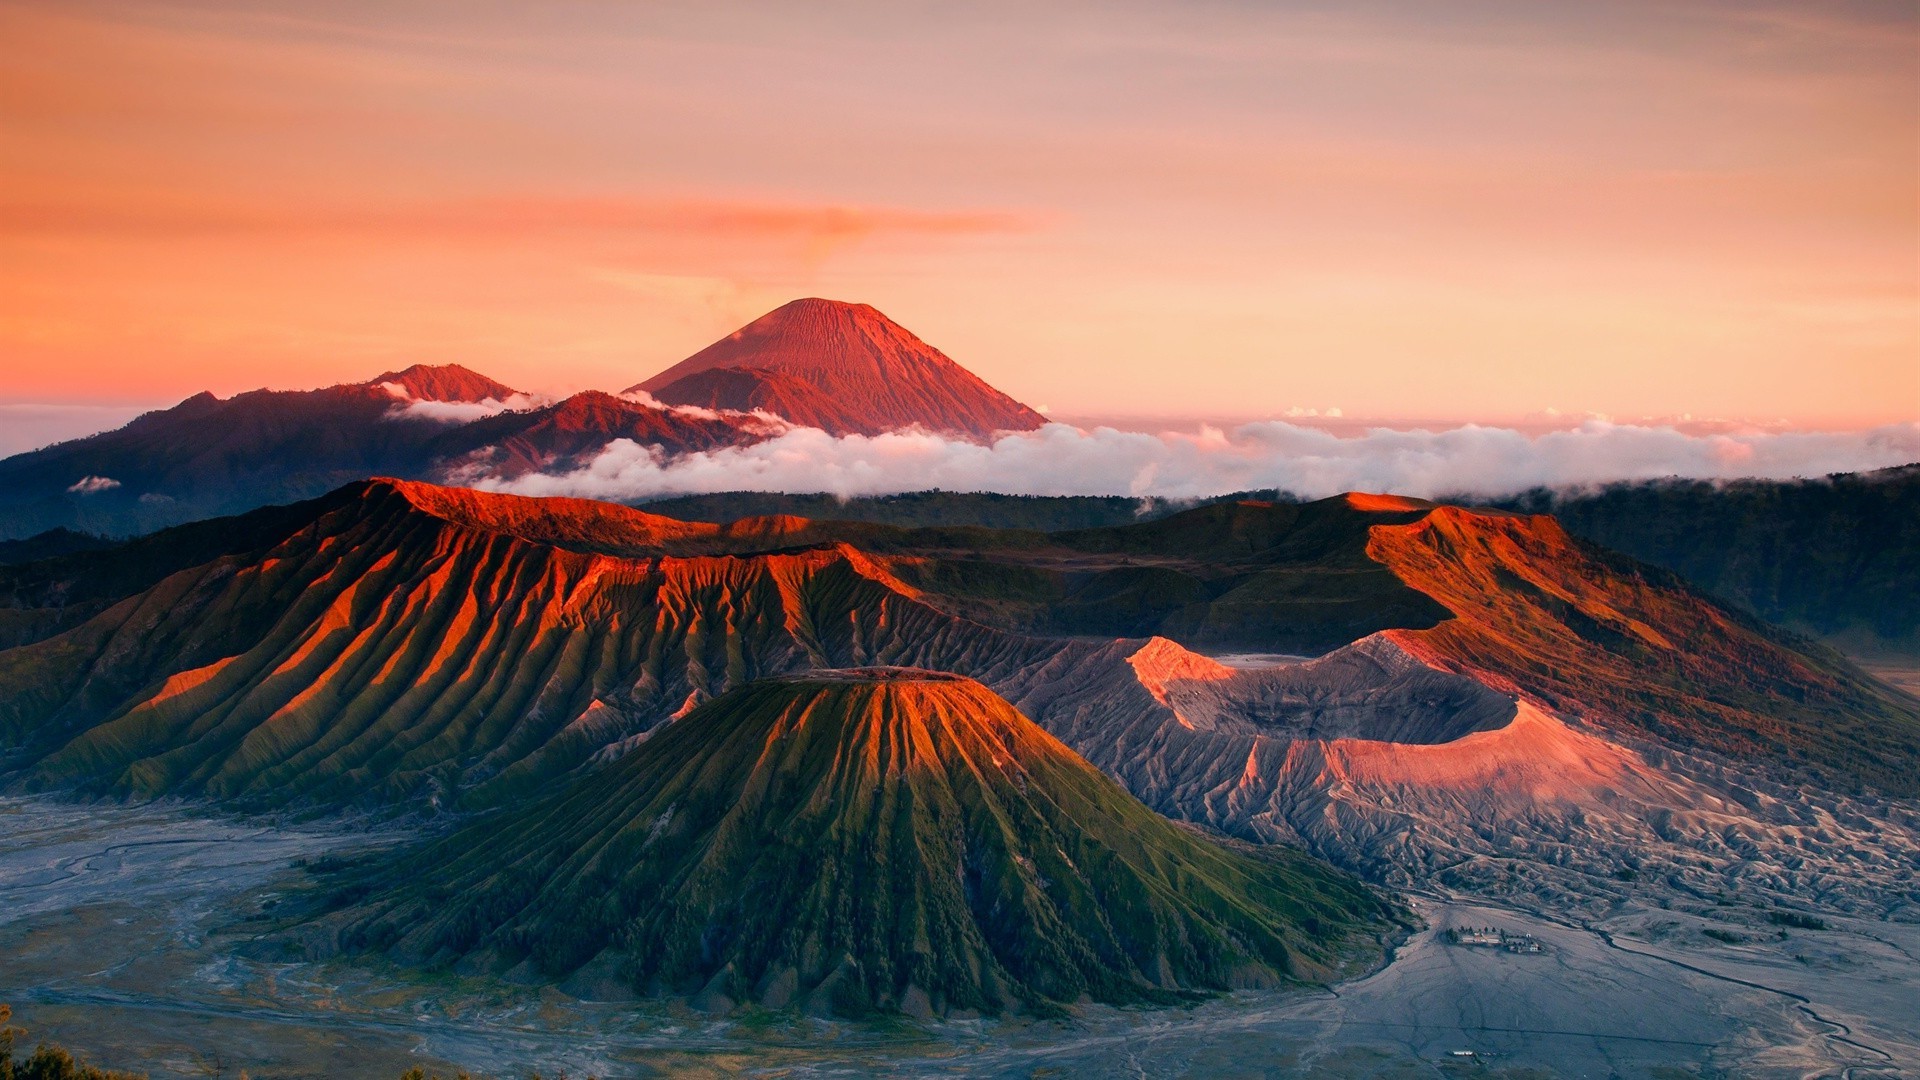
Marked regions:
[0,299,1040,540]
[3,297,1916,1028]
[632,468,1920,659]
[3,477,1914,927]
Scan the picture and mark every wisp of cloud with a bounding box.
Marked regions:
[476,420,1920,503]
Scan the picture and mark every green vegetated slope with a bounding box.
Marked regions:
[1496,466,1920,654]
[312,671,1392,1017]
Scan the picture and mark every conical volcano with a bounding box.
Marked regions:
[320,669,1390,1016]
[629,298,1047,438]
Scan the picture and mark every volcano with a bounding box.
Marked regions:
[630,298,1047,438]
[315,669,1390,1016]
[363,363,520,403]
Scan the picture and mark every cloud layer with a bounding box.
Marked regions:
[381,388,549,424]
[477,420,1920,504]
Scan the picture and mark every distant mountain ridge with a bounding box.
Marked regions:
[0,300,1048,540]
[1494,465,1920,655]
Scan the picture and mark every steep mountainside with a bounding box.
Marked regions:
[0,480,1068,806]
[2,482,1913,806]
[1496,466,1920,654]
[306,671,1391,1016]
[4,479,1917,920]
[0,300,1052,539]
[424,390,774,479]
[631,298,1046,438]
[893,495,1919,795]
[0,368,780,540]
[1365,506,1920,791]
[0,365,519,540]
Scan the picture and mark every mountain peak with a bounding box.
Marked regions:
[629,299,1046,439]
[363,363,520,403]
[317,671,1387,1015]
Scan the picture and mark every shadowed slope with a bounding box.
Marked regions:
[315,671,1391,1016]
[425,390,775,479]
[631,298,1046,438]
[1497,466,1920,654]
[0,364,536,540]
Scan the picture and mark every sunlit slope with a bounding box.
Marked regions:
[896,494,1920,794]
[316,671,1391,1016]
[0,480,1061,806]
[3,480,1912,805]
[1365,506,1920,794]
[632,298,1047,439]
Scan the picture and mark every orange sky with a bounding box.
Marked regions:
[2,0,1915,426]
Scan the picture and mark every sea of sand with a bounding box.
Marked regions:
[3,796,1915,1079]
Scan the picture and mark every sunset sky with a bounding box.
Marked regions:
[3,0,1915,429]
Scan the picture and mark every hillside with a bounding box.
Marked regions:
[0,300,1055,540]
[0,480,1064,806]
[1,480,1913,817]
[308,671,1391,1016]
[630,298,1046,438]
[1496,466,1920,655]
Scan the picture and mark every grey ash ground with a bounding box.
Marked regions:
[3,796,1914,1079]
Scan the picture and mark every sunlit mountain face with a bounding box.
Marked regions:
[1,3,1915,1078]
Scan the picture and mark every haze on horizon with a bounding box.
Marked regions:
[2,0,1915,430]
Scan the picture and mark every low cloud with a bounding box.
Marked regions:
[474,420,1920,503]
[384,391,549,424]
[66,475,121,494]
[617,390,793,431]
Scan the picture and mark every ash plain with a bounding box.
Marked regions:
[2,796,1914,1079]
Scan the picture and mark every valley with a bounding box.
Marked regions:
[1,477,1915,1077]
[3,796,1913,1079]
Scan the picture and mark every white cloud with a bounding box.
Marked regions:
[472,419,1920,503]
[616,390,794,431]
[386,393,549,423]
[66,475,121,494]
